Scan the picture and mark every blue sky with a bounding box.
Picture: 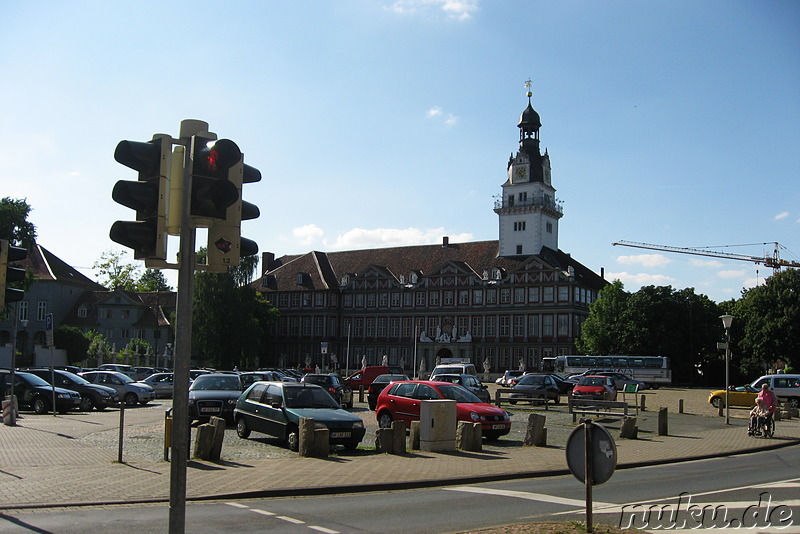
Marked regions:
[1,0,798,303]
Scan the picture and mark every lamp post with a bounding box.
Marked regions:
[720,314,734,425]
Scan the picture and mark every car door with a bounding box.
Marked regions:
[260,384,288,438]
[386,382,420,423]
[239,383,271,435]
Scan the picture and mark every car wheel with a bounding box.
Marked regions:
[483,431,501,441]
[711,397,723,409]
[377,411,393,428]
[80,396,94,412]
[509,399,517,405]
[788,397,799,409]
[33,397,49,415]
[553,394,561,405]
[124,392,138,406]
[139,401,150,406]
[343,440,359,451]
[236,417,251,439]
[345,400,354,410]
[96,403,108,412]
[287,425,300,452]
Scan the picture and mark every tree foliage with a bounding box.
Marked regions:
[575,281,630,355]
[138,269,173,291]
[0,197,37,247]
[93,250,141,291]
[54,326,91,365]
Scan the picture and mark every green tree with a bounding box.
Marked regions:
[86,330,111,367]
[93,250,141,290]
[124,338,153,363]
[0,197,37,247]
[137,269,172,291]
[54,326,91,365]
[576,280,630,355]
[735,269,800,376]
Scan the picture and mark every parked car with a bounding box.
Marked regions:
[546,373,575,394]
[240,371,287,389]
[187,373,243,423]
[572,375,617,401]
[142,372,175,398]
[234,381,366,451]
[508,373,561,404]
[587,371,647,391]
[132,367,157,381]
[431,374,491,403]
[366,374,410,410]
[300,374,353,409]
[98,364,136,377]
[375,380,511,441]
[0,370,82,414]
[343,365,403,390]
[256,368,299,382]
[430,361,478,378]
[708,384,759,409]
[25,368,118,411]
[495,370,525,386]
[80,370,156,406]
[750,374,800,409]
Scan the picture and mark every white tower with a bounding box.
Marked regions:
[495,81,563,257]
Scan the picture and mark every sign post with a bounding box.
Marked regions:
[566,419,617,533]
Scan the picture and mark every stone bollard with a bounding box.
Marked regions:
[620,416,638,439]
[523,413,547,447]
[312,428,330,458]
[391,421,406,454]
[359,386,365,403]
[209,416,226,461]
[409,421,421,450]
[789,407,798,419]
[640,394,647,412]
[456,421,482,451]
[679,399,684,414]
[775,410,783,421]
[298,417,316,457]
[718,402,724,417]
[658,407,668,436]
[193,423,215,460]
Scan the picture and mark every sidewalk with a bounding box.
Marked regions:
[1,406,799,510]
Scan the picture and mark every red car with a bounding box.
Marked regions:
[572,375,617,401]
[375,380,511,440]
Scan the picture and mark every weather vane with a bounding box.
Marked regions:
[524,78,532,99]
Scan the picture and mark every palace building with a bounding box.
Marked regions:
[254,87,607,374]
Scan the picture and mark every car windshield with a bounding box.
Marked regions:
[579,377,605,386]
[284,387,339,409]
[374,374,407,384]
[520,375,545,385]
[434,375,460,384]
[18,372,50,387]
[61,371,90,385]
[190,375,241,391]
[302,375,331,386]
[437,384,482,403]
[115,373,135,384]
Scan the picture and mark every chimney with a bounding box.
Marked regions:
[601,267,605,279]
[262,252,275,274]
[442,236,449,247]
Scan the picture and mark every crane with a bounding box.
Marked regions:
[611,241,800,273]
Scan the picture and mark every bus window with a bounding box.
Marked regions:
[613,357,629,367]
[630,358,644,367]
[583,357,596,367]
[566,356,582,367]
[598,357,613,367]
[644,357,662,368]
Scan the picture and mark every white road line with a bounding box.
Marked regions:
[225,502,250,509]
[308,526,340,534]
[277,515,306,524]
[445,486,615,507]
[589,498,800,515]
[250,508,276,516]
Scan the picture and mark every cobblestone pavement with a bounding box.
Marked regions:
[1,386,798,510]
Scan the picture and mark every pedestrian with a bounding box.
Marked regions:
[757,383,778,414]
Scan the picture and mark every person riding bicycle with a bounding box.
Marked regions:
[748,397,769,436]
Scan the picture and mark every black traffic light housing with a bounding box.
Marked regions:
[110,134,171,260]
[0,239,28,308]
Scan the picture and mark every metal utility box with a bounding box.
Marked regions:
[419,399,456,452]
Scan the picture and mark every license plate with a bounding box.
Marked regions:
[330,431,351,439]
[200,407,220,413]
[492,424,507,430]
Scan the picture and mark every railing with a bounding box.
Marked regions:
[494,196,564,214]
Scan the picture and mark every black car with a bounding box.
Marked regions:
[25,368,118,411]
[429,374,491,403]
[0,370,82,414]
[508,373,561,404]
[300,374,353,409]
[366,374,410,410]
[188,373,243,423]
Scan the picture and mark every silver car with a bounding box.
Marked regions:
[142,372,175,398]
[81,370,156,406]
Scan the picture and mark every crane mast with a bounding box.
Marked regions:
[612,241,800,272]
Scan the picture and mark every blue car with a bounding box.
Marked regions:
[234,381,366,451]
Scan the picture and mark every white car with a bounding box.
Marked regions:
[81,370,156,406]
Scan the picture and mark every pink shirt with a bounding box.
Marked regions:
[757,389,778,413]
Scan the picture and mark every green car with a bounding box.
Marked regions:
[233,381,366,451]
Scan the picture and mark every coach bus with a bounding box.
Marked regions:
[541,355,671,388]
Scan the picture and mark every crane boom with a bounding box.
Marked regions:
[612,241,800,272]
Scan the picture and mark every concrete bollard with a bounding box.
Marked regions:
[523,413,547,447]
[789,407,798,419]
[299,417,316,457]
[620,416,638,439]
[409,421,421,450]
[193,423,215,460]
[718,402,724,417]
[679,399,684,414]
[209,416,226,461]
[775,410,783,421]
[456,421,482,451]
[312,428,330,458]
[640,394,647,412]
[358,386,365,403]
[658,407,668,436]
[391,421,406,454]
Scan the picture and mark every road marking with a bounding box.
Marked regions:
[225,502,249,509]
[589,498,800,515]
[309,526,340,534]
[250,508,276,516]
[278,515,306,524]
[445,486,614,507]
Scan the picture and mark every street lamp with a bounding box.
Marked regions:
[720,314,734,425]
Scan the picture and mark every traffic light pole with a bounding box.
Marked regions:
[168,120,206,534]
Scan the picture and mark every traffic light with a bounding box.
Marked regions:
[110,134,172,260]
[189,136,241,222]
[0,239,27,308]
[206,156,261,271]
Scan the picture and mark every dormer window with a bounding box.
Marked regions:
[78,305,88,318]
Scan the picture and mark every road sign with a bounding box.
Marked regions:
[320,342,328,354]
[45,313,54,348]
[566,420,617,485]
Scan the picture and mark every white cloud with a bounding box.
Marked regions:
[326,226,472,250]
[615,254,671,268]
[426,106,459,126]
[718,269,747,279]
[605,271,676,286]
[387,0,478,20]
[291,224,324,246]
[774,211,789,220]
[689,258,723,268]
[426,106,442,118]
